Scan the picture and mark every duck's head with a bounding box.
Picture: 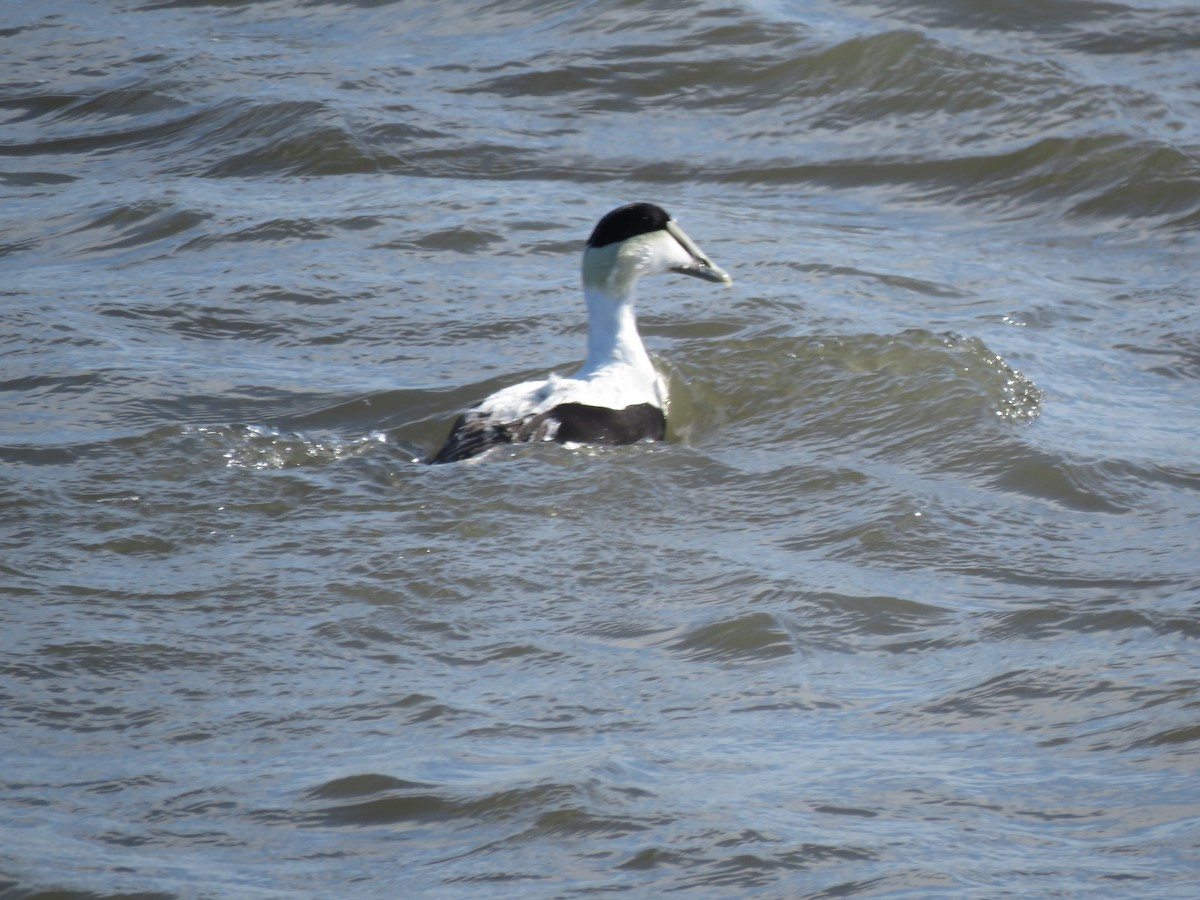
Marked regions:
[582,202,732,297]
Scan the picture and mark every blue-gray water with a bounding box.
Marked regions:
[3,0,1199,897]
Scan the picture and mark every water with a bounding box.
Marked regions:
[3,0,1199,896]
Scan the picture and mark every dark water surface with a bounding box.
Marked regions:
[3,0,1199,896]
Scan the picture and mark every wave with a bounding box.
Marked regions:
[4,8,1196,240]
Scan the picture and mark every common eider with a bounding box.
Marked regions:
[428,202,732,464]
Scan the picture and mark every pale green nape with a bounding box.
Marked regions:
[581,232,661,297]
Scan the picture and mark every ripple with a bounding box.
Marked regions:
[191,423,394,470]
[65,200,209,256]
[302,781,577,829]
[307,773,437,800]
[665,612,796,664]
[673,329,1042,459]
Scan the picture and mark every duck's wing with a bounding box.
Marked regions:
[427,407,557,464]
[427,379,556,464]
[426,411,492,464]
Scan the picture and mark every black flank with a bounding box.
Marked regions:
[427,402,665,464]
[547,402,665,445]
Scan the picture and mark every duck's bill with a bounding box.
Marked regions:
[666,220,733,285]
[673,257,733,284]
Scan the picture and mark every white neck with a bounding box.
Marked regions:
[576,284,654,379]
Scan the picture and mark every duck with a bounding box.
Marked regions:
[428,202,732,464]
